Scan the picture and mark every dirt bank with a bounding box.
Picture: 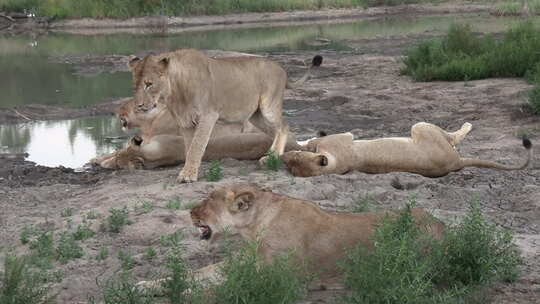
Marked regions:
[0,49,538,303]
[1,3,489,34]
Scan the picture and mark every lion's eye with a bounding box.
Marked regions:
[144,80,153,90]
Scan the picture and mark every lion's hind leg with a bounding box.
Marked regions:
[411,122,472,148]
[249,110,289,162]
[447,122,472,147]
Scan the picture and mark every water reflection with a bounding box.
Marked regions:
[0,116,126,168]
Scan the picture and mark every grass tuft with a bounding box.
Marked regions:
[0,255,56,304]
[263,150,283,171]
[212,240,310,304]
[102,207,132,233]
[205,160,224,182]
[56,232,84,264]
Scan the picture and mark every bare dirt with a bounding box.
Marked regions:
[1,7,539,304]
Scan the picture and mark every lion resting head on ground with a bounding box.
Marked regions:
[282,122,533,178]
[128,49,321,183]
[190,184,445,279]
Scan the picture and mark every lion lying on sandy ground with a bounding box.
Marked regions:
[282,122,533,178]
[191,185,444,281]
[91,98,303,169]
[128,49,322,182]
[137,184,444,291]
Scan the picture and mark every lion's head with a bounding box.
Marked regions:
[100,136,145,170]
[281,151,335,177]
[116,97,163,130]
[128,54,171,111]
[190,185,265,242]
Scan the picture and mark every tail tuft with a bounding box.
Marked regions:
[312,55,323,67]
[317,130,327,137]
[523,137,532,150]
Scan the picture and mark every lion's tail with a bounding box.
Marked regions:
[286,55,323,89]
[459,138,532,171]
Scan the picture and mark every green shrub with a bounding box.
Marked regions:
[0,255,56,304]
[341,203,442,304]
[103,207,132,233]
[72,224,95,241]
[433,201,522,286]
[117,250,135,271]
[161,246,203,304]
[341,199,522,304]
[212,241,310,304]
[92,271,153,304]
[28,231,55,269]
[403,21,540,114]
[205,160,224,182]
[56,232,84,264]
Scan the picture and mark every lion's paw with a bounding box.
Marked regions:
[258,156,269,166]
[177,167,198,183]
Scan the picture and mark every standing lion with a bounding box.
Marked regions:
[128,49,322,182]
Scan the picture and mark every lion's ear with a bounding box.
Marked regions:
[158,57,169,71]
[230,192,255,212]
[128,55,141,70]
[318,155,328,167]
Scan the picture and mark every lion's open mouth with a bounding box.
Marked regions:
[198,225,212,240]
[120,117,128,128]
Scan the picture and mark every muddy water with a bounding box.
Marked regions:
[0,13,525,168]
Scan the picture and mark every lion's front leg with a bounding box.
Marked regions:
[177,113,219,183]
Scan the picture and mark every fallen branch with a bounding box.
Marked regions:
[12,109,32,121]
[0,13,15,23]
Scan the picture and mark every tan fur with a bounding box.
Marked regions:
[190,185,445,281]
[91,98,302,169]
[282,122,533,178]
[128,49,318,182]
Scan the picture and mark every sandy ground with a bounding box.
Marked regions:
[1,5,540,303]
[1,50,539,303]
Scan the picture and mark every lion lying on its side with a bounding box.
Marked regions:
[91,98,302,169]
[282,122,533,178]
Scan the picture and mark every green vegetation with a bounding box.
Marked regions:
[56,232,84,264]
[91,271,154,304]
[402,22,540,113]
[102,207,132,233]
[0,0,426,19]
[143,248,157,261]
[60,208,73,218]
[95,247,109,261]
[28,231,55,269]
[72,224,95,241]
[493,0,540,16]
[263,150,283,171]
[161,246,202,304]
[350,194,375,213]
[341,200,521,304]
[85,211,99,220]
[165,197,182,210]
[211,241,310,304]
[134,200,154,214]
[160,231,183,247]
[205,160,224,182]
[117,250,135,271]
[0,255,56,304]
